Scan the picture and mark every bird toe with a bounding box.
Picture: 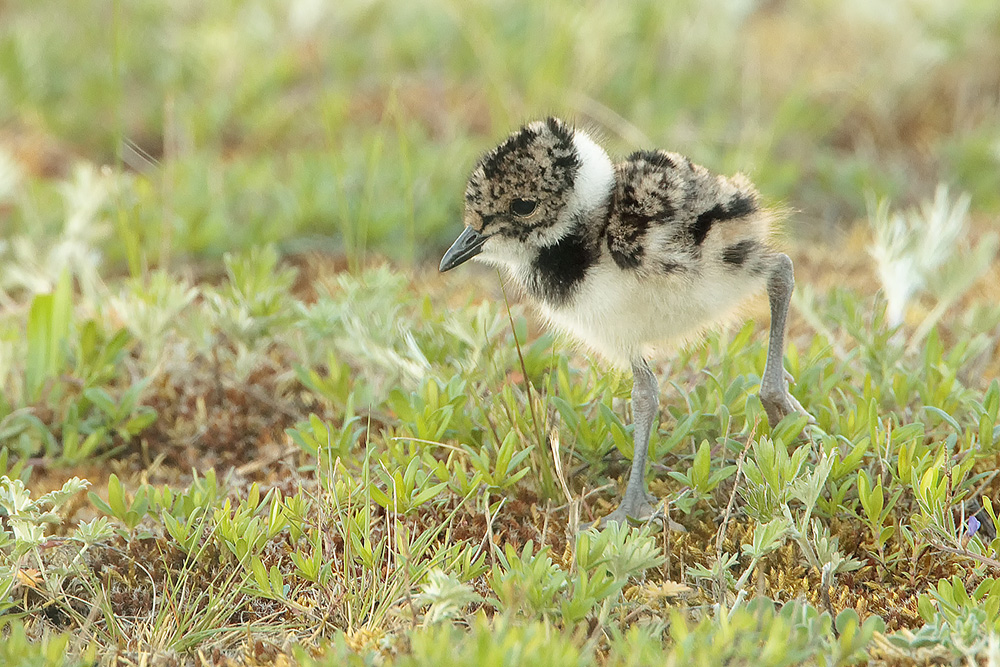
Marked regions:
[761,388,815,428]
[585,498,685,533]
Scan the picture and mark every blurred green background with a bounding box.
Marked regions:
[2,5,1000,660]
[2,0,999,279]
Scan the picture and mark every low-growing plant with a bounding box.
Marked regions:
[88,473,149,535]
[0,618,96,667]
[24,270,73,404]
[287,410,364,471]
[491,541,568,620]
[387,375,472,444]
[663,599,884,667]
[738,436,811,523]
[214,484,289,562]
[416,568,483,626]
[0,475,93,620]
[463,430,534,493]
[885,576,1000,661]
[856,469,901,560]
[668,439,737,509]
[291,528,334,586]
[370,456,448,515]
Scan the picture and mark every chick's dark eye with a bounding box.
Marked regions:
[509,198,537,217]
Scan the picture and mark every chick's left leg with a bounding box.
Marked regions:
[596,358,659,526]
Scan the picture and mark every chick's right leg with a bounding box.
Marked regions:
[760,253,812,426]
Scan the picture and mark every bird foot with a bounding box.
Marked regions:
[760,371,815,428]
[585,496,685,532]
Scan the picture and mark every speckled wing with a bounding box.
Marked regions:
[604,149,768,276]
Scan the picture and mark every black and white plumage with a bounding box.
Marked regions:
[440,117,810,526]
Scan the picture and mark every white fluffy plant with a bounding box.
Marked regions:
[0,476,112,614]
[0,476,96,552]
[417,569,483,626]
[868,184,998,351]
[0,159,114,303]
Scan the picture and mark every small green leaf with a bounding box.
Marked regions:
[691,440,711,491]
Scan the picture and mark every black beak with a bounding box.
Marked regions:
[439,226,486,272]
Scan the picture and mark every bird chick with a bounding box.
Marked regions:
[440,117,810,527]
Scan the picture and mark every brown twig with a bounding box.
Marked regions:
[716,422,756,554]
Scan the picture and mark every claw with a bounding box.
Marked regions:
[584,497,685,532]
[761,390,815,427]
[761,371,815,427]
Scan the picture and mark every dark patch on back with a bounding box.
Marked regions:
[726,191,757,219]
[609,242,643,269]
[607,178,650,269]
[627,150,677,170]
[692,204,724,245]
[529,226,598,306]
[722,239,756,267]
[607,158,679,269]
[691,191,758,246]
[660,261,684,274]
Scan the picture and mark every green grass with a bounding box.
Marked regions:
[2,0,1000,665]
[1,245,999,664]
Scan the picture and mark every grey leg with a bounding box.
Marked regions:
[759,253,811,427]
[596,358,659,526]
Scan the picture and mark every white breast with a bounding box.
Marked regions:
[534,261,767,368]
